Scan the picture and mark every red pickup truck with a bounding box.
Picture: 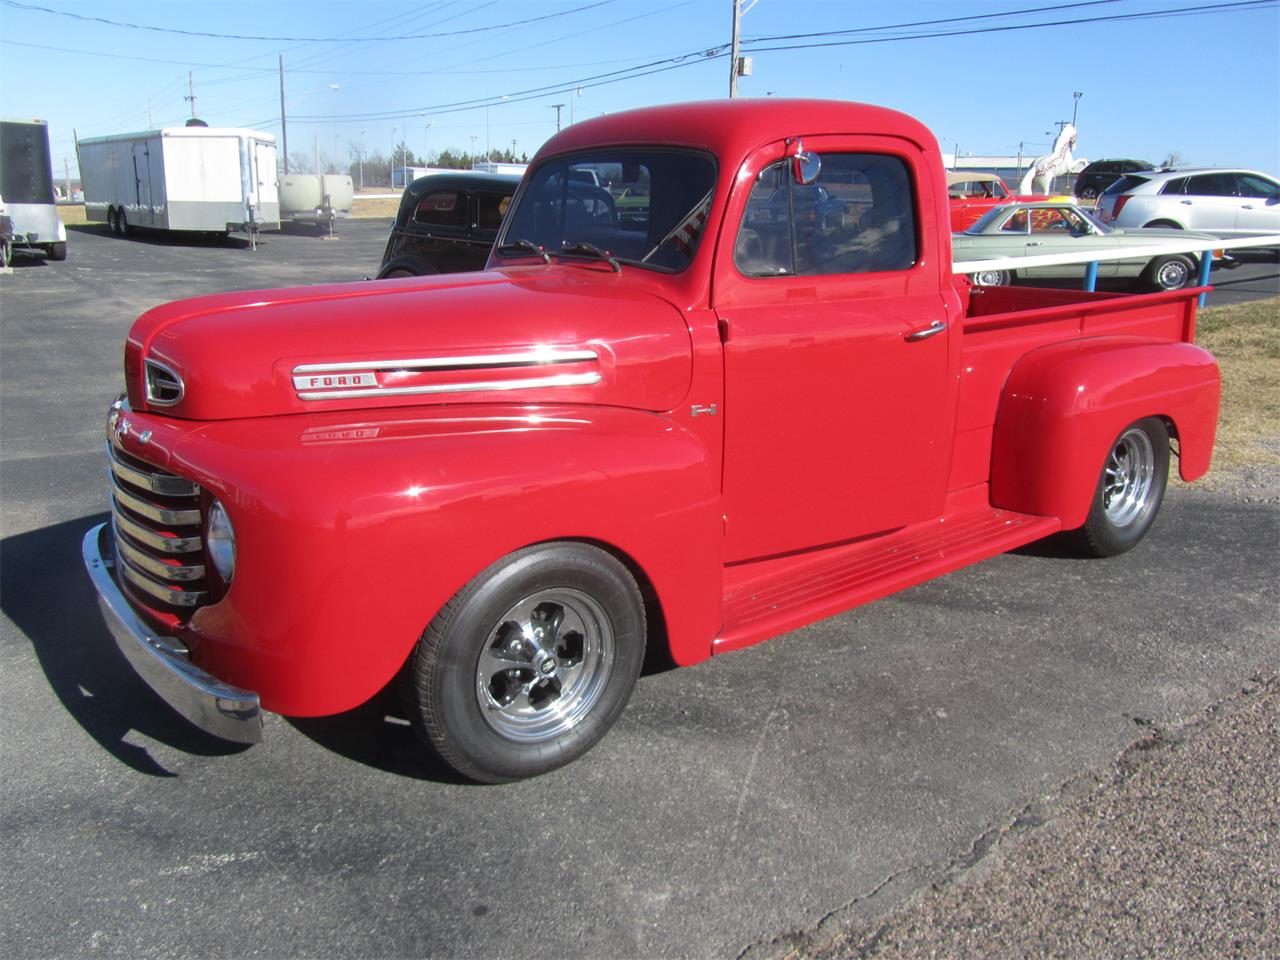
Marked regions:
[83,100,1220,783]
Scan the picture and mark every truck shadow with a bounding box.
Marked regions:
[285,698,473,785]
[0,516,247,776]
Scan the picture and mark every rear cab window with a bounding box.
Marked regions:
[413,190,468,231]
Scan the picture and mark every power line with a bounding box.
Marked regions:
[277,0,1276,125]
[0,0,620,42]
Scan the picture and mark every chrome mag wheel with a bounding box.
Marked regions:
[475,588,614,742]
[1102,427,1156,528]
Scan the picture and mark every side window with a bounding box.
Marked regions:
[1235,174,1279,199]
[476,192,511,232]
[735,163,792,276]
[1160,177,1188,195]
[735,153,917,278]
[1000,210,1029,233]
[1185,173,1235,197]
[413,190,468,229]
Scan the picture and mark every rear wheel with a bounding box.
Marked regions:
[107,207,119,235]
[1068,417,1169,557]
[405,542,646,783]
[45,241,67,262]
[118,210,131,236]
[970,268,1012,286]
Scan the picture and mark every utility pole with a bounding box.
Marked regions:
[728,1,758,98]
[549,104,564,131]
[63,156,71,200]
[279,54,289,174]
[184,71,197,118]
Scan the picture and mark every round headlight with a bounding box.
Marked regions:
[206,500,237,584]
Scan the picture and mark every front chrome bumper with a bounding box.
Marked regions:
[82,522,262,744]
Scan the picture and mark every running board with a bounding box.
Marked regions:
[714,502,1061,655]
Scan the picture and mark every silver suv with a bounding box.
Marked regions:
[1094,168,1279,236]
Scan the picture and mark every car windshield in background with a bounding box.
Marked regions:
[1102,175,1152,195]
[499,150,717,272]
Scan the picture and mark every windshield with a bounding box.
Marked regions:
[498,150,717,272]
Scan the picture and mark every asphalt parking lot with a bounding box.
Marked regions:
[1,221,1277,958]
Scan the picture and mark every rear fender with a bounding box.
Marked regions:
[175,404,723,717]
[990,337,1219,528]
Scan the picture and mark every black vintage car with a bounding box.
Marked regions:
[377,172,521,278]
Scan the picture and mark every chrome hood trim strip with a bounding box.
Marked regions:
[297,371,602,402]
[292,348,598,375]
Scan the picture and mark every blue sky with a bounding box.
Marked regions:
[2,0,1277,180]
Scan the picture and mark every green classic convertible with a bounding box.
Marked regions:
[952,201,1225,291]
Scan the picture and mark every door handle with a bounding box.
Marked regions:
[905,320,946,342]
[1181,200,1193,205]
[1027,241,1043,247]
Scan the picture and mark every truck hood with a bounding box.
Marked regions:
[126,268,694,420]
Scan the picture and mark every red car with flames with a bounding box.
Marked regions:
[947,171,1052,231]
[85,100,1219,782]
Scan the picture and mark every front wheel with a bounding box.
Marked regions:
[1068,417,1170,557]
[405,542,646,783]
[44,241,67,262]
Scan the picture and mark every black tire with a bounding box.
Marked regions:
[118,210,131,236]
[45,241,67,262]
[1142,255,1195,292]
[1080,187,1098,200]
[405,542,646,783]
[107,207,119,235]
[1068,417,1169,557]
[376,255,434,279]
[0,238,11,268]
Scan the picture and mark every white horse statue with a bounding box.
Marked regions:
[1020,124,1078,194]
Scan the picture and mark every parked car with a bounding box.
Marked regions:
[946,172,1047,231]
[1074,159,1153,200]
[952,201,1224,290]
[378,171,520,278]
[1094,168,1280,236]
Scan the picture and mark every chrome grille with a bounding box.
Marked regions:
[107,441,209,610]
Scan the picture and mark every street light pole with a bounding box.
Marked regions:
[1072,91,1083,127]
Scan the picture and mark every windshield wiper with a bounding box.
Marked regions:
[556,242,621,273]
[495,239,550,263]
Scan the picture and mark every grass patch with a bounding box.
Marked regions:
[1195,296,1280,469]
[56,203,88,226]
[350,197,400,219]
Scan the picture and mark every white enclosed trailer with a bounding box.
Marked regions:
[78,126,279,237]
[0,118,67,261]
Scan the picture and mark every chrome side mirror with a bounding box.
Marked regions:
[788,138,822,185]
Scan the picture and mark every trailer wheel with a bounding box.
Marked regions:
[405,542,646,783]
[106,208,119,235]
[118,210,131,237]
[1068,417,1169,557]
[44,242,67,262]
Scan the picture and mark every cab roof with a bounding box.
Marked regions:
[536,99,938,165]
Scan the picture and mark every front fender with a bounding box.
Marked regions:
[990,336,1219,528]
[173,404,723,717]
